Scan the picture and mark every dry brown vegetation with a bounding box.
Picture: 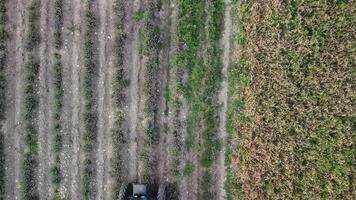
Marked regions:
[226,0,355,199]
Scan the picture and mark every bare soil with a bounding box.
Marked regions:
[38,0,55,198]
[216,0,233,199]
[3,0,27,199]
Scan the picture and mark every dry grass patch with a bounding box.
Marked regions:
[226,0,355,199]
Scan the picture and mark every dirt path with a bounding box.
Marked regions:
[69,0,83,198]
[124,0,141,183]
[96,0,115,199]
[38,0,55,198]
[3,0,26,199]
[216,0,232,199]
[58,0,83,199]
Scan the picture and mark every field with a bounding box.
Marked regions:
[226,0,355,199]
[0,0,354,200]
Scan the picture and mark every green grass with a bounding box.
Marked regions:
[0,0,7,198]
[226,0,355,199]
[176,0,225,198]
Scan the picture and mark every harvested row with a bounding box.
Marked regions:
[82,0,99,198]
[0,0,7,198]
[110,0,128,198]
[21,0,41,199]
[51,0,64,199]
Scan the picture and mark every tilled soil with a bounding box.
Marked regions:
[2,0,233,200]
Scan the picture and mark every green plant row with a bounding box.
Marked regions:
[50,1,64,199]
[0,0,6,198]
[82,1,98,199]
[141,0,161,183]
[176,0,225,199]
[21,0,41,199]
[110,0,128,198]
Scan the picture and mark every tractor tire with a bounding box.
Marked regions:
[118,183,128,200]
[158,184,166,200]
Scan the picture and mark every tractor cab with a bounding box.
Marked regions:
[128,184,149,200]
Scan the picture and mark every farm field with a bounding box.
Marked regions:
[0,0,354,200]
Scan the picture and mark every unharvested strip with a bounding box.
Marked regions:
[21,0,41,199]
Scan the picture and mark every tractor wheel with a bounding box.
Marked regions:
[118,183,128,200]
[158,184,166,200]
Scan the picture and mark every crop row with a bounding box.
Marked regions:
[111,0,128,198]
[82,0,98,199]
[176,0,224,198]
[51,0,64,199]
[141,0,162,183]
[22,0,41,199]
[0,0,7,198]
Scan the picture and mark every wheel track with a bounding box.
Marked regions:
[125,0,141,183]
[3,0,26,199]
[96,0,115,199]
[216,0,232,199]
[38,0,55,198]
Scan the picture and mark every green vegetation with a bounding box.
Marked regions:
[22,0,41,199]
[53,0,63,49]
[82,1,98,199]
[176,0,224,199]
[111,0,128,198]
[51,0,64,199]
[183,161,194,176]
[226,1,355,199]
[141,0,161,182]
[0,0,6,198]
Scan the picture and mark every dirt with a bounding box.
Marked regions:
[216,0,233,199]
[125,0,141,183]
[96,0,115,198]
[3,0,26,199]
[38,0,55,198]
[2,0,233,199]
[59,0,83,199]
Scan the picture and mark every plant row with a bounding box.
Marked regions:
[111,0,128,198]
[141,0,162,183]
[82,1,98,199]
[51,0,64,199]
[0,0,7,198]
[22,0,41,199]
[176,0,224,199]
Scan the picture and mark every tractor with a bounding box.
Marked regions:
[118,183,177,200]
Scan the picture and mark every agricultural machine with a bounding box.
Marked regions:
[118,183,177,200]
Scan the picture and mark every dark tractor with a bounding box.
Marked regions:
[118,183,177,200]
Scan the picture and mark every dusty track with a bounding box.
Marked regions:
[59,0,83,199]
[125,0,141,183]
[38,0,54,198]
[96,0,115,198]
[216,0,232,199]
[3,0,26,199]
